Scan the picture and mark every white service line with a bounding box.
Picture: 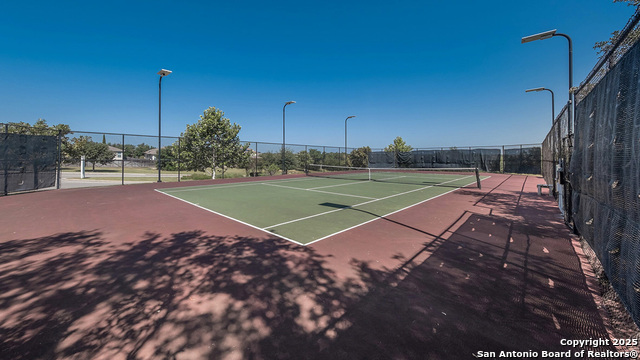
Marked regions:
[372,175,408,181]
[154,189,304,245]
[304,175,491,245]
[305,178,479,246]
[308,180,371,190]
[161,176,316,193]
[261,182,378,200]
[262,175,473,230]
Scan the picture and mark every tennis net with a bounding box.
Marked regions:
[306,164,481,189]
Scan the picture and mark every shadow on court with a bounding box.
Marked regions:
[312,182,615,359]
[0,229,374,359]
[0,175,619,359]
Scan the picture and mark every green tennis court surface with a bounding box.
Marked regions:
[157,170,485,245]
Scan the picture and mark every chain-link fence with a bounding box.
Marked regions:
[541,8,640,328]
[1,121,545,194]
[368,145,539,173]
[570,33,640,327]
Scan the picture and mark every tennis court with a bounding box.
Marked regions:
[157,166,485,245]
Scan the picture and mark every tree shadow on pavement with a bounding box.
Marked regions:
[0,230,367,359]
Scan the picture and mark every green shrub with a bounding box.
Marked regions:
[182,173,212,180]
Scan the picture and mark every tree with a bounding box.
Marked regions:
[5,119,70,137]
[5,119,71,137]
[594,1,640,58]
[257,152,279,174]
[281,148,299,172]
[308,149,324,164]
[107,142,135,159]
[134,143,153,158]
[323,151,342,166]
[67,136,114,170]
[297,151,311,170]
[348,146,371,168]
[613,0,640,5]
[384,137,413,168]
[384,136,413,153]
[179,107,250,178]
[122,144,135,159]
[5,119,73,159]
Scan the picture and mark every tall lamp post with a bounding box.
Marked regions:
[344,115,356,166]
[525,87,554,125]
[522,30,573,224]
[521,29,573,136]
[282,101,296,174]
[526,87,556,193]
[157,69,172,182]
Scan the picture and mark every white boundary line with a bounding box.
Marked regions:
[262,182,378,200]
[262,175,473,229]
[154,189,304,245]
[156,174,490,247]
[161,177,317,193]
[308,180,372,190]
[304,179,479,246]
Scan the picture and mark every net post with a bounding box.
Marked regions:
[475,168,481,189]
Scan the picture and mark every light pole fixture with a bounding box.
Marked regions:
[525,87,555,125]
[522,29,573,136]
[344,116,356,166]
[282,101,295,174]
[526,87,556,195]
[157,69,172,182]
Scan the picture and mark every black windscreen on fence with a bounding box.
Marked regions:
[570,39,640,327]
[369,148,501,171]
[503,146,542,174]
[1,133,58,195]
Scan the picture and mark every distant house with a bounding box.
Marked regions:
[144,148,158,161]
[108,146,124,160]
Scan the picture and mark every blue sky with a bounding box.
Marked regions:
[0,1,636,149]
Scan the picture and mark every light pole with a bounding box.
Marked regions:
[522,30,574,223]
[521,29,573,136]
[282,101,295,174]
[344,116,356,166]
[525,87,555,125]
[157,69,172,182]
[526,87,556,194]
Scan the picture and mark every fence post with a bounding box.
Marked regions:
[121,134,125,185]
[56,130,62,190]
[394,149,398,168]
[323,146,326,165]
[255,142,258,176]
[519,144,523,173]
[501,145,505,173]
[178,137,181,182]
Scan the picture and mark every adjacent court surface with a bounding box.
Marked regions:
[157,170,484,245]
